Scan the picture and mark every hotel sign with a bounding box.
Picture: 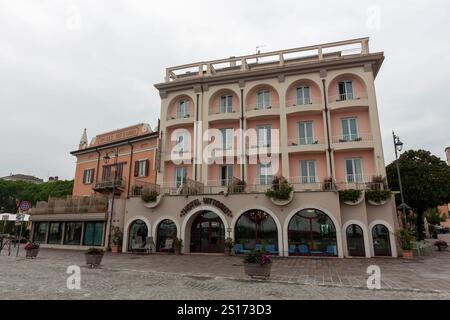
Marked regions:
[96,127,140,145]
[180,197,232,218]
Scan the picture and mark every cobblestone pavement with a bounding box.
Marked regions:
[1,246,450,300]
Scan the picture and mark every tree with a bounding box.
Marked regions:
[386,150,450,240]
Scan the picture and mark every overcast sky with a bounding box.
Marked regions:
[1,0,449,180]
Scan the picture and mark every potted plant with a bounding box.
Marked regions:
[396,228,415,259]
[366,189,392,205]
[224,237,234,256]
[434,240,448,251]
[265,176,293,205]
[141,189,158,203]
[111,226,123,253]
[173,238,183,254]
[322,177,335,191]
[24,242,40,259]
[338,189,363,205]
[243,248,272,279]
[229,179,246,193]
[85,247,104,268]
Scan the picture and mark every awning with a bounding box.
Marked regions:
[0,213,30,222]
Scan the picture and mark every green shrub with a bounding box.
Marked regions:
[366,189,392,203]
[265,176,293,200]
[111,226,123,245]
[396,228,415,250]
[339,189,362,203]
[141,190,158,202]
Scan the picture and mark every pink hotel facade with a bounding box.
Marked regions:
[30,37,400,258]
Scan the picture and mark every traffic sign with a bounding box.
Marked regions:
[16,213,25,221]
[19,201,31,212]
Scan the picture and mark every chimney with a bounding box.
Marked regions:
[79,128,88,150]
[446,147,450,166]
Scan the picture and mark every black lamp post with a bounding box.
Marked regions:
[392,131,407,227]
[103,149,118,251]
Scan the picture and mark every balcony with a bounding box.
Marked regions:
[131,180,161,196]
[285,99,323,115]
[208,107,240,123]
[328,93,369,111]
[331,133,373,151]
[93,177,126,194]
[160,179,204,196]
[245,103,280,119]
[165,111,195,128]
[287,137,326,153]
[30,195,108,215]
[336,174,385,191]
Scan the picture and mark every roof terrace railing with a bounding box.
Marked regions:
[164,38,370,82]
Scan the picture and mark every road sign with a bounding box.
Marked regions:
[19,201,31,212]
[16,213,25,221]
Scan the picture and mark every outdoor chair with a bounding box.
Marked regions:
[255,244,264,251]
[298,244,309,255]
[288,244,296,255]
[265,244,278,255]
[326,245,337,256]
[143,236,156,254]
[159,239,174,254]
[233,243,249,254]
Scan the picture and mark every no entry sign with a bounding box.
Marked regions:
[19,201,31,212]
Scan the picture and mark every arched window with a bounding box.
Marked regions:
[190,211,225,253]
[346,224,365,257]
[288,209,337,256]
[234,210,278,254]
[128,220,148,251]
[156,219,177,252]
[372,224,391,256]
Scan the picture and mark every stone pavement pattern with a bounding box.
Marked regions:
[1,247,450,300]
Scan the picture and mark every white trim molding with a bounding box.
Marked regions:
[341,219,371,258]
[368,219,398,258]
[122,216,151,253]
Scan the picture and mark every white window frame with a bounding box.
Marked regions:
[298,121,315,145]
[338,80,355,101]
[256,90,271,109]
[175,167,187,188]
[256,124,272,148]
[175,131,189,153]
[258,163,273,185]
[137,159,147,177]
[177,100,189,118]
[345,158,364,183]
[220,165,233,186]
[299,160,317,184]
[219,95,233,113]
[341,117,359,141]
[84,168,95,184]
[296,86,311,105]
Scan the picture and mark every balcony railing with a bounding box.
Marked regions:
[285,98,314,107]
[208,105,239,116]
[329,92,368,103]
[30,195,108,215]
[331,133,373,144]
[245,102,280,112]
[160,178,204,195]
[288,136,325,146]
[131,180,160,197]
[93,177,126,192]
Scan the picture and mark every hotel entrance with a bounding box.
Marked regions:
[190,211,225,253]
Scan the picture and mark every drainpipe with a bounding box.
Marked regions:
[195,93,200,181]
[322,79,334,178]
[240,88,245,181]
[95,148,101,194]
[127,141,134,198]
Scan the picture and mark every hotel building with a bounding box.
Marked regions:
[30,38,399,257]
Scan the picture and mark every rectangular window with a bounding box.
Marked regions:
[345,158,363,183]
[102,165,112,181]
[48,222,63,244]
[338,81,354,100]
[177,100,189,118]
[220,128,233,150]
[175,132,189,152]
[83,169,95,184]
[259,163,273,185]
[300,160,317,183]
[64,222,83,245]
[33,222,48,244]
[137,160,149,177]
[256,90,271,109]
[220,165,233,186]
[219,95,233,113]
[83,222,104,246]
[296,86,311,105]
[257,125,272,148]
[341,118,358,141]
[175,167,187,188]
[299,121,314,145]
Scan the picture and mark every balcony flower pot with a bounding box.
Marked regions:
[339,189,364,206]
[243,249,272,279]
[24,242,40,259]
[265,176,294,206]
[143,194,163,208]
[434,240,448,251]
[366,189,392,206]
[85,248,104,268]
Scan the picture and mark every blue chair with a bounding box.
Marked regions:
[265,244,278,255]
[255,244,263,251]
[289,244,296,255]
[234,243,249,254]
[298,244,309,255]
[326,245,337,255]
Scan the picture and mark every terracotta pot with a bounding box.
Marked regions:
[402,250,413,259]
[85,254,103,268]
[244,263,272,279]
[26,248,39,259]
[111,245,121,253]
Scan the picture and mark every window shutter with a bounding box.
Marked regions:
[145,160,150,177]
[91,169,95,183]
[83,170,86,184]
[134,161,139,177]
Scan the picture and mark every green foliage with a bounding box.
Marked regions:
[111,226,123,245]
[338,189,362,203]
[386,150,450,239]
[366,189,392,204]
[424,208,445,225]
[395,228,416,250]
[243,249,272,265]
[265,176,293,200]
[85,248,104,255]
[230,179,246,193]
[141,190,158,203]
[0,180,74,213]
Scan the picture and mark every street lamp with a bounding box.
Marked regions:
[103,149,118,251]
[392,131,407,227]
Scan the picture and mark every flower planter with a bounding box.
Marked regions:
[402,250,413,259]
[85,254,103,268]
[244,263,272,279]
[437,245,448,252]
[111,245,122,253]
[25,248,39,259]
[343,191,364,206]
[143,195,163,208]
[269,191,294,206]
[368,199,387,206]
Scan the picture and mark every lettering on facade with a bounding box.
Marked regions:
[96,128,140,145]
[180,198,232,218]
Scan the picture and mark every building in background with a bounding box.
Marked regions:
[1,174,43,184]
[29,123,159,249]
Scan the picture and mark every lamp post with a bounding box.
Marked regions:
[103,149,118,251]
[392,131,407,227]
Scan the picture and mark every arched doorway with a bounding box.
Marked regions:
[372,224,391,256]
[128,219,148,251]
[288,208,338,256]
[190,211,225,253]
[346,224,365,257]
[156,219,177,252]
[234,209,278,254]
